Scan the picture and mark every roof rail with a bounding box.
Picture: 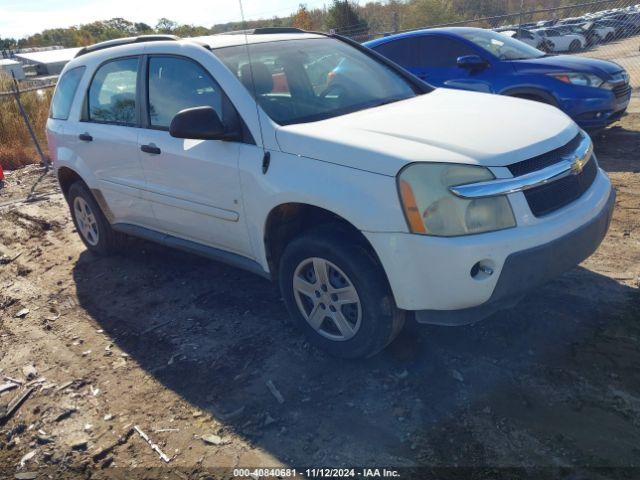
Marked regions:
[220,27,305,36]
[75,35,179,58]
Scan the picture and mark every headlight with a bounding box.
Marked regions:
[398,163,516,237]
[549,72,605,88]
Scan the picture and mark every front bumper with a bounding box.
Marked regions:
[364,169,615,324]
[564,90,631,129]
[415,187,615,325]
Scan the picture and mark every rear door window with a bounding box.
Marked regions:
[375,36,476,69]
[50,66,85,120]
[416,36,477,68]
[88,57,139,125]
[373,38,421,69]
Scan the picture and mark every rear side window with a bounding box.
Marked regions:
[415,36,477,68]
[374,38,420,69]
[88,57,138,125]
[50,66,85,120]
[147,56,224,129]
[375,36,476,69]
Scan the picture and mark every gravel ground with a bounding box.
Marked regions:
[0,111,639,479]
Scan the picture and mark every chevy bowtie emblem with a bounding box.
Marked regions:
[570,157,586,175]
[569,141,593,175]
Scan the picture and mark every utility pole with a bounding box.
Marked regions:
[11,71,48,171]
[518,0,525,32]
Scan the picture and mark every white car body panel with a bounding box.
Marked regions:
[594,25,616,39]
[533,30,587,51]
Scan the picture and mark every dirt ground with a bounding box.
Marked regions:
[0,109,639,479]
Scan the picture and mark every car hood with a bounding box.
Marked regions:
[275,89,578,176]
[512,54,623,77]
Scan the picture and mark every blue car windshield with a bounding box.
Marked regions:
[214,38,420,125]
[458,29,546,60]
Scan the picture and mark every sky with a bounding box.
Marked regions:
[0,0,330,39]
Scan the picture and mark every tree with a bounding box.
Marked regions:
[403,0,459,30]
[292,4,314,30]
[0,37,18,50]
[173,24,211,37]
[156,18,178,33]
[326,0,368,36]
[135,22,154,34]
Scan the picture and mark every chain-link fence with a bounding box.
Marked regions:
[0,74,54,171]
[335,0,640,89]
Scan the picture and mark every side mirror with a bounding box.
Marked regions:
[457,55,488,71]
[169,106,238,141]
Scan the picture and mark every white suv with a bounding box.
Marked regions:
[47,30,615,358]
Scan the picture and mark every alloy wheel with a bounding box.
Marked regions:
[73,196,100,246]
[292,257,362,341]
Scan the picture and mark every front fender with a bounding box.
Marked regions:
[239,151,408,270]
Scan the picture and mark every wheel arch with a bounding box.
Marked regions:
[57,166,85,198]
[263,202,388,285]
[501,87,559,107]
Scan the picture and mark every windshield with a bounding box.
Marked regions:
[458,29,545,60]
[214,38,419,125]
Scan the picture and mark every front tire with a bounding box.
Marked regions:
[279,225,405,359]
[68,181,122,255]
[569,40,581,52]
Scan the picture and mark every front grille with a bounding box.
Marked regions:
[507,133,598,217]
[508,133,582,177]
[523,156,598,217]
[613,83,631,99]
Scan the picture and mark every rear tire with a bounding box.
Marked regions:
[279,225,405,359]
[569,40,581,52]
[68,181,122,255]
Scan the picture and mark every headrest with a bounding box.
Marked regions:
[239,62,273,95]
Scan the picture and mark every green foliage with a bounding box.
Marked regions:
[404,0,459,29]
[326,0,369,34]
[156,18,178,33]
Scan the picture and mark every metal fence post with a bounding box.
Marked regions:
[519,0,525,31]
[10,71,48,171]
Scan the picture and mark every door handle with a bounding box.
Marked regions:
[140,144,161,155]
[78,133,93,142]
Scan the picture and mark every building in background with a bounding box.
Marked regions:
[0,59,25,80]
[13,47,81,76]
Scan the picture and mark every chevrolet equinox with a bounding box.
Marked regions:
[46,29,615,358]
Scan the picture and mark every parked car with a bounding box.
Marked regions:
[555,24,602,46]
[584,22,617,42]
[531,27,586,52]
[600,12,640,37]
[364,28,632,131]
[500,29,554,52]
[595,18,628,39]
[48,30,615,358]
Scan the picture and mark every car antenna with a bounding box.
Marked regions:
[238,0,270,174]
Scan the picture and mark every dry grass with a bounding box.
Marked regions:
[0,73,53,170]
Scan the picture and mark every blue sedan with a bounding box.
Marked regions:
[362,28,631,130]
